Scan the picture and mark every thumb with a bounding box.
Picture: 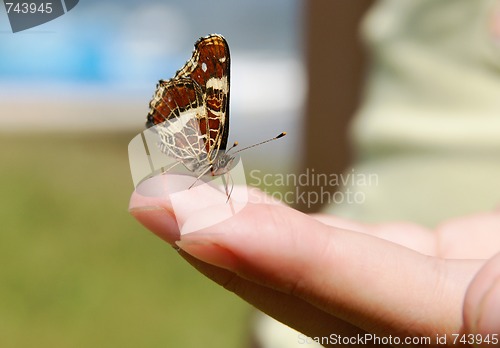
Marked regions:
[464,252,500,338]
[169,181,469,336]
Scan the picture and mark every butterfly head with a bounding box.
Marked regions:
[211,152,236,176]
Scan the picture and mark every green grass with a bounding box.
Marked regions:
[0,132,251,348]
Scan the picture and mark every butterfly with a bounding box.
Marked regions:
[145,34,285,191]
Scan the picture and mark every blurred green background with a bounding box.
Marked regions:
[0,133,250,347]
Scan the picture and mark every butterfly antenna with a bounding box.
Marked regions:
[225,141,239,153]
[231,132,286,155]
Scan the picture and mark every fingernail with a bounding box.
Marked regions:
[476,277,500,334]
[130,174,248,235]
[129,205,164,213]
[132,174,196,200]
[175,236,238,271]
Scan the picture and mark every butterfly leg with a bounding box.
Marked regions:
[188,167,212,190]
[219,172,234,203]
[160,160,181,174]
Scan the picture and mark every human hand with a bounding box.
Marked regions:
[129,175,500,347]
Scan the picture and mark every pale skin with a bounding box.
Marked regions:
[129,175,500,347]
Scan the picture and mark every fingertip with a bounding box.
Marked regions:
[129,174,250,238]
[129,206,180,244]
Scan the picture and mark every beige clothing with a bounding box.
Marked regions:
[325,0,500,227]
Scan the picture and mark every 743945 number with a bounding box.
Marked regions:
[5,2,53,14]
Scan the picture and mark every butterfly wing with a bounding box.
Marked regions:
[175,34,231,161]
[147,78,210,174]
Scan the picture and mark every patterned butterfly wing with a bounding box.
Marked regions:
[174,34,231,161]
[147,78,211,174]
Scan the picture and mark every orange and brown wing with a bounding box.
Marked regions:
[146,78,210,173]
[174,34,230,160]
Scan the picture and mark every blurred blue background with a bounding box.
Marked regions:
[0,0,303,168]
